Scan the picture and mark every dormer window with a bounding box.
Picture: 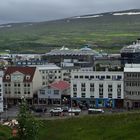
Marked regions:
[26,75,30,80]
[6,75,10,80]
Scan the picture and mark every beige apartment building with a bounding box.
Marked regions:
[3,66,42,105]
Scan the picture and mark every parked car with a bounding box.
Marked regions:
[88,108,104,114]
[50,108,63,116]
[62,106,69,112]
[68,108,81,115]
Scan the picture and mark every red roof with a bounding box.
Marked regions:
[3,66,36,82]
[50,80,70,91]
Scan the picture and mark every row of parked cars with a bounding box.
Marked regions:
[49,107,82,116]
[49,107,104,116]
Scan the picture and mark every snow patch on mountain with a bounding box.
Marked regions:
[113,12,140,16]
[0,25,12,28]
[73,15,103,19]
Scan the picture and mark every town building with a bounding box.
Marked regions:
[71,70,124,108]
[3,66,42,105]
[120,39,140,65]
[42,46,100,67]
[37,80,70,105]
[16,60,48,66]
[0,71,4,112]
[35,64,62,86]
[124,64,140,108]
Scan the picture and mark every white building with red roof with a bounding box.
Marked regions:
[3,66,42,105]
[38,80,70,105]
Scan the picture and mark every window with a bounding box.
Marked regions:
[117,75,122,80]
[85,76,89,79]
[73,84,77,88]
[54,90,59,95]
[80,75,83,79]
[6,75,10,80]
[90,83,94,92]
[108,93,112,98]
[108,85,113,92]
[90,76,94,79]
[74,75,78,79]
[81,93,86,98]
[40,90,45,95]
[26,75,30,80]
[99,84,103,98]
[42,82,45,85]
[81,83,85,87]
[117,84,121,88]
[73,92,77,97]
[100,76,105,80]
[106,75,111,79]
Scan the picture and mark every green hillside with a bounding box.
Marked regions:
[0,9,140,53]
[2,112,140,140]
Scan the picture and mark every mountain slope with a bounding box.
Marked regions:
[0,9,140,53]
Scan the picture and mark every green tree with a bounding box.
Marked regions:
[17,98,39,140]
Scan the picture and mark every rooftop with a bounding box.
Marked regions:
[49,80,70,91]
[3,66,36,82]
[120,40,140,53]
[124,64,140,72]
[46,46,99,56]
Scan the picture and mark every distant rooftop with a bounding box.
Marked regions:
[124,64,140,72]
[34,64,61,70]
[46,46,99,56]
[120,40,140,53]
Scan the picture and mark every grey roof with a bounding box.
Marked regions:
[120,40,140,53]
[46,46,99,56]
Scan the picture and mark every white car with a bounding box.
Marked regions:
[50,108,63,113]
[88,108,104,114]
[68,108,81,113]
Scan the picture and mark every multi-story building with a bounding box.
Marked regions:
[71,71,124,108]
[35,64,62,86]
[42,46,100,67]
[120,39,140,65]
[124,64,140,108]
[0,71,4,112]
[3,67,42,105]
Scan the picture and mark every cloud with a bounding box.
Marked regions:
[0,0,139,24]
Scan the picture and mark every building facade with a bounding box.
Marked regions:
[37,80,70,105]
[124,64,140,108]
[36,64,62,86]
[3,67,42,105]
[120,39,140,65]
[71,71,124,108]
[0,71,4,112]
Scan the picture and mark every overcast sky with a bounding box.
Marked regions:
[0,0,140,24]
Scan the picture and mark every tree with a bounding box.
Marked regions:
[17,98,39,140]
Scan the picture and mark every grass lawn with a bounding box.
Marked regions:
[1,112,140,140]
[39,113,140,140]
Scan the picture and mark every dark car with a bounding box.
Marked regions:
[62,106,69,112]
